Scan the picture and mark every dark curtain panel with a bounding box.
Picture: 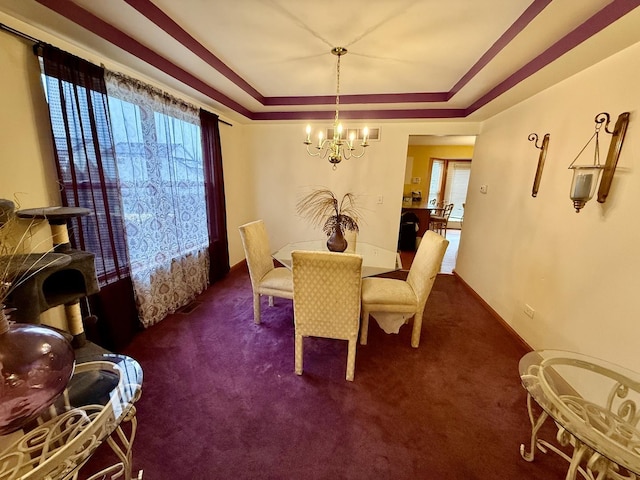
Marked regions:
[36,43,140,350]
[199,109,230,282]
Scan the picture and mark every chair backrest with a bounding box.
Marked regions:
[442,203,454,219]
[406,231,449,314]
[344,229,357,253]
[292,251,362,340]
[238,220,275,289]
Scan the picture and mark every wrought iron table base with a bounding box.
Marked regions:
[521,393,637,480]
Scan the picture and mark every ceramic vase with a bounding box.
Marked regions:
[326,227,348,252]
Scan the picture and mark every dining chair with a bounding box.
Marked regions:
[238,220,293,324]
[360,231,449,348]
[292,250,363,381]
[429,203,454,238]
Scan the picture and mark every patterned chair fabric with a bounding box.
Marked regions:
[360,231,449,348]
[292,250,363,381]
[238,220,293,324]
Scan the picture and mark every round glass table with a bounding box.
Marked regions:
[0,354,143,480]
[519,350,640,479]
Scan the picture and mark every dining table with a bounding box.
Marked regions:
[272,239,402,278]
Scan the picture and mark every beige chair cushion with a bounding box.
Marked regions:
[361,278,417,312]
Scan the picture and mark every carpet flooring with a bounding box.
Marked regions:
[82,267,569,479]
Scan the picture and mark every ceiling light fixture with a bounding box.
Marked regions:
[304,47,369,170]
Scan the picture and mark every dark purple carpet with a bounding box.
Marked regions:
[83,267,569,479]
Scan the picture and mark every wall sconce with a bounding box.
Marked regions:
[528,133,550,197]
[568,111,629,213]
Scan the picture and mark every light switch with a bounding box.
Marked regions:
[480,184,488,194]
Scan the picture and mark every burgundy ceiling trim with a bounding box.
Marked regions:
[251,109,467,121]
[449,0,552,98]
[34,0,638,121]
[264,92,450,106]
[465,0,640,115]
[122,0,264,104]
[35,0,252,118]
[121,0,548,108]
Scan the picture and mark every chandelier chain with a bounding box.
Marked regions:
[335,53,341,125]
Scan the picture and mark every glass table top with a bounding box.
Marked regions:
[272,240,402,278]
[520,350,640,475]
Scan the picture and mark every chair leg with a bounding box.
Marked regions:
[360,309,370,345]
[253,293,261,324]
[295,334,303,375]
[346,338,356,381]
[411,313,422,348]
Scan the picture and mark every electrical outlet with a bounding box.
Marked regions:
[524,304,535,319]
[377,195,384,204]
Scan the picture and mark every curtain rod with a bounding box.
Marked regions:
[1,22,233,127]
[0,22,41,44]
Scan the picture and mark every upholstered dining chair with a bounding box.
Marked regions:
[360,231,449,348]
[292,250,363,381]
[238,220,293,324]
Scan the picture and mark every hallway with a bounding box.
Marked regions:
[399,229,460,274]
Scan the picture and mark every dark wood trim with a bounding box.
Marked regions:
[452,270,533,352]
[229,259,248,274]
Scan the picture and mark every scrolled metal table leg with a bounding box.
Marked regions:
[106,405,138,480]
[521,393,549,461]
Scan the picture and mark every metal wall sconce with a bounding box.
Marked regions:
[568,111,629,213]
[528,133,550,197]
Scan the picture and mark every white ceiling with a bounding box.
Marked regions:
[1,0,639,124]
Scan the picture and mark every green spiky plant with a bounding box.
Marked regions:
[296,188,360,236]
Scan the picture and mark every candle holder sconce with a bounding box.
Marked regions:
[528,133,550,197]
[568,111,629,213]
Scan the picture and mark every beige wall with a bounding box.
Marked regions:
[240,122,480,255]
[0,32,60,214]
[456,40,640,370]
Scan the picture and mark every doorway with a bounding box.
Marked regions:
[401,135,476,273]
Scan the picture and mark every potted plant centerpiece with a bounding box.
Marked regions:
[296,188,360,252]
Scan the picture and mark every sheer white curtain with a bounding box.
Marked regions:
[105,70,209,327]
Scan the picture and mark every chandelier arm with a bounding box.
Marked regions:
[346,146,369,159]
[305,145,324,158]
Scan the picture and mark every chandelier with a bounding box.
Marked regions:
[304,47,370,170]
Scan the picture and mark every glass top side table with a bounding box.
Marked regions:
[0,353,143,480]
[519,349,640,479]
